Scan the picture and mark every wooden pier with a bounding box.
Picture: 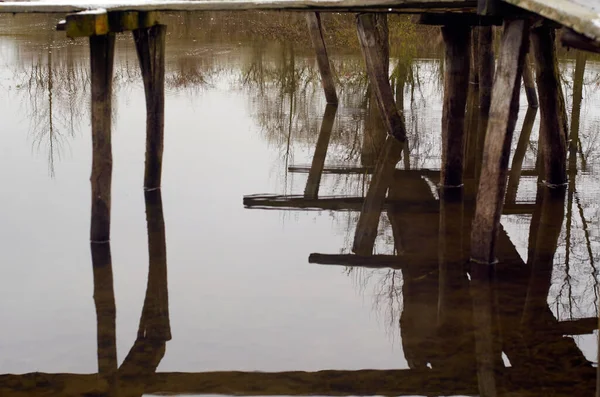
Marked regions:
[2,0,600,396]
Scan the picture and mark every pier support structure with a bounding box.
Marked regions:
[306,12,338,105]
[470,19,529,264]
[133,23,167,191]
[90,33,115,243]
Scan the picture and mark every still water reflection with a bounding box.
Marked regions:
[0,11,600,397]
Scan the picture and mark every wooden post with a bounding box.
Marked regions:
[531,26,568,187]
[305,104,337,199]
[522,53,538,108]
[357,13,407,141]
[478,26,494,131]
[90,34,115,243]
[440,25,471,187]
[470,19,529,265]
[353,136,403,255]
[306,13,338,105]
[90,242,117,382]
[133,24,167,191]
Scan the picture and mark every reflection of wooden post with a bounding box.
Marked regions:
[441,25,471,187]
[90,34,115,242]
[120,190,171,383]
[357,13,407,141]
[91,242,117,379]
[521,185,566,327]
[570,51,586,173]
[531,26,568,186]
[471,20,529,264]
[134,24,167,191]
[506,107,537,203]
[305,105,337,198]
[470,262,500,397]
[306,13,338,105]
[353,136,403,255]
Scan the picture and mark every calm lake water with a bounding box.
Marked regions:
[1,11,600,397]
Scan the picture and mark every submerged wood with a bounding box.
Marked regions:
[441,24,471,187]
[90,34,115,242]
[470,19,529,264]
[437,187,468,328]
[352,136,404,255]
[289,165,539,177]
[243,193,536,213]
[305,105,338,198]
[531,26,568,186]
[522,54,538,108]
[356,13,407,141]
[306,13,338,104]
[134,24,167,190]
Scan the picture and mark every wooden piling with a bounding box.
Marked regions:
[440,25,471,188]
[478,26,494,129]
[306,13,338,105]
[90,34,115,242]
[305,104,337,198]
[522,53,538,108]
[470,19,529,265]
[357,13,406,141]
[531,26,568,187]
[133,24,167,191]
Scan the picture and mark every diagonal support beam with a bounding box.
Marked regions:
[470,19,529,264]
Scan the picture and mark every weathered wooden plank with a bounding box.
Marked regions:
[243,194,536,214]
[90,33,115,242]
[503,0,600,42]
[531,26,568,186]
[133,24,167,190]
[440,24,470,187]
[288,165,539,176]
[357,13,407,141]
[416,12,502,25]
[561,28,600,53]
[306,13,338,104]
[0,0,476,14]
[470,19,529,264]
[65,9,109,38]
[304,104,337,198]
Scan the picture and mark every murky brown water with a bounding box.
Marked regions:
[0,11,600,397]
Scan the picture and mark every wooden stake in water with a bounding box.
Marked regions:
[90,33,115,243]
[471,19,529,264]
[306,12,338,105]
[134,24,167,191]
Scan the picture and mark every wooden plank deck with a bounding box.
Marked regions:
[0,0,475,13]
[504,0,600,41]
